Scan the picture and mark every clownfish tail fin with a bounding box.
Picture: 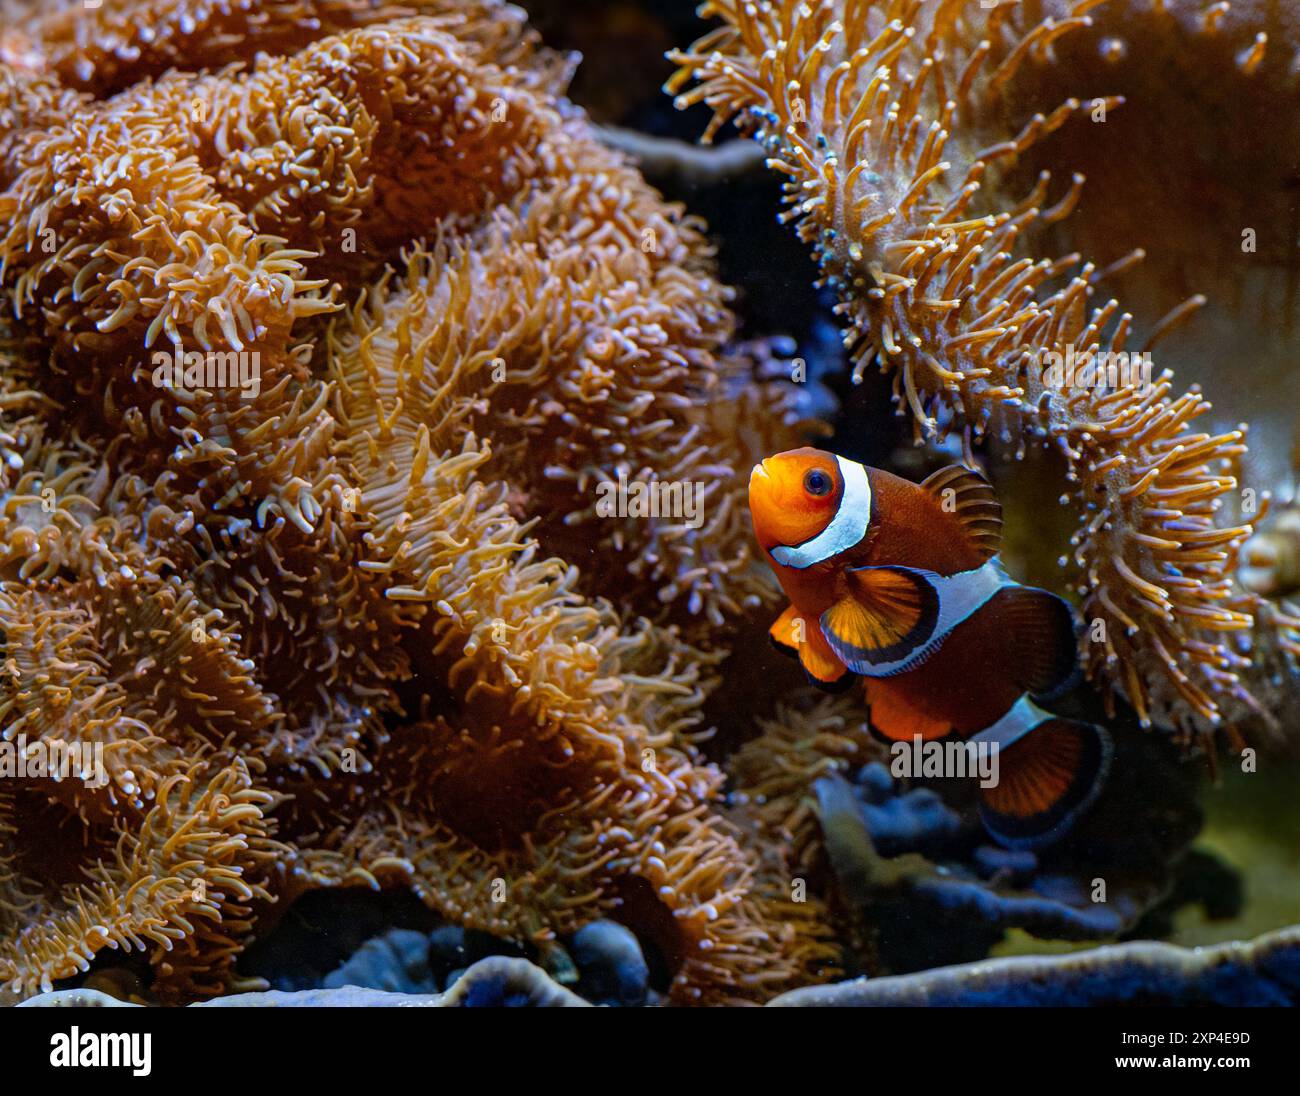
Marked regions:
[978,716,1112,850]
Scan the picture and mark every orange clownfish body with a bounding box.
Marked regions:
[748,447,1111,849]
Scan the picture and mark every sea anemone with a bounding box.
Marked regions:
[0,0,825,1004]
[669,0,1298,737]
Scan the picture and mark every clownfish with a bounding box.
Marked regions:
[748,447,1112,849]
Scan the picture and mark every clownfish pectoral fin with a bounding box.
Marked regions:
[799,626,853,692]
[993,585,1080,699]
[978,717,1112,849]
[820,566,940,672]
[921,464,1003,562]
[769,605,851,690]
[768,604,804,659]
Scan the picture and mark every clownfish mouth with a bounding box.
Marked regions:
[750,460,772,485]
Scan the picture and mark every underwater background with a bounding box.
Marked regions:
[1,0,1297,1007]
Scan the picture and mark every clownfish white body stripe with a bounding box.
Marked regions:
[748,447,1111,850]
[830,558,1012,677]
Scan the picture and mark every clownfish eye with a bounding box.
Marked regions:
[803,468,833,497]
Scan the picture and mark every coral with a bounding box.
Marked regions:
[727,691,885,877]
[771,922,1300,1007]
[3,0,1285,1012]
[0,0,826,1005]
[568,920,650,1007]
[24,922,1300,1007]
[313,919,652,1004]
[326,193,793,627]
[321,927,437,993]
[0,760,280,1004]
[812,753,1200,969]
[0,0,553,96]
[0,3,800,626]
[668,0,1298,737]
[18,954,595,1006]
[728,698,1202,975]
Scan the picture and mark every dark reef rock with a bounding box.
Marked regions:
[22,924,1300,1008]
[570,921,651,1007]
[232,889,654,1006]
[770,925,1300,1007]
[322,928,435,994]
[814,719,1208,973]
[22,957,589,1008]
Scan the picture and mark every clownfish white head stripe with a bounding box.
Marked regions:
[753,453,873,570]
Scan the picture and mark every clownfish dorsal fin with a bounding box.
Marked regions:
[920,463,1003,563]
